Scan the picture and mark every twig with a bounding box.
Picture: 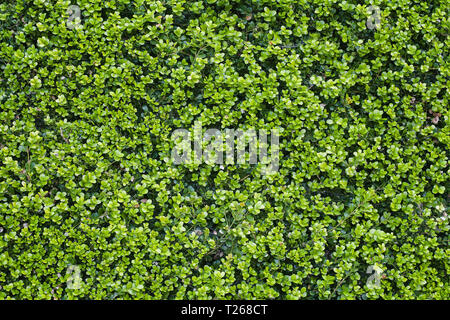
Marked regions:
[330,274,350,299]
[60,127,69,143]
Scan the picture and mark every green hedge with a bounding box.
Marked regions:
[0,0,448,299]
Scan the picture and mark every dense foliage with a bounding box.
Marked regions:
[0,0,448,299]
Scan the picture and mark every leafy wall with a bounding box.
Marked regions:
[0,0,448,299]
